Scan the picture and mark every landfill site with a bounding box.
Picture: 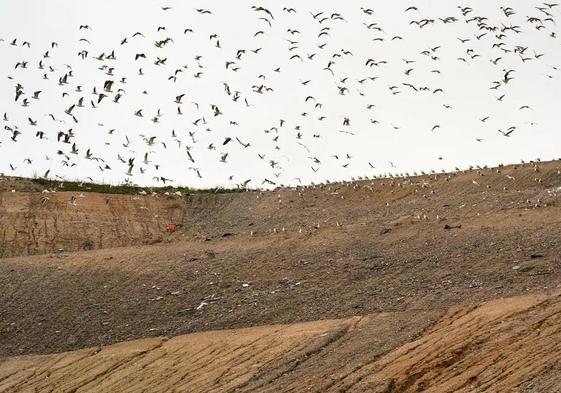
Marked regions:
[2,160,561,392]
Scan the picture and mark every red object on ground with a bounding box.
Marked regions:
[167,224,176,233]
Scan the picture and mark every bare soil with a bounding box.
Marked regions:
[2,293,561,392]
[1,160,561,391]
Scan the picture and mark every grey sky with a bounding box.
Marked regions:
[1,1,560,188]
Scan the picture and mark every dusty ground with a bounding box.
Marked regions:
[1,160,561,391]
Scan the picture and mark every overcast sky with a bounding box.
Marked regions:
[1,1,560,188]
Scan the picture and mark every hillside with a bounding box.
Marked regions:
[2,160,560,258]
[3,293,561,392]
[1,160,561,392]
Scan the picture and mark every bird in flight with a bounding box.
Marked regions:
[0,2,555,188]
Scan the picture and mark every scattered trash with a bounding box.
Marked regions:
[469,280,482,289]
[195,294,221,311]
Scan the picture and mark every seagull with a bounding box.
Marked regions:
[498,127,516,137]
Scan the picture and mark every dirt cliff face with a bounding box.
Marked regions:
[0,192,187,258]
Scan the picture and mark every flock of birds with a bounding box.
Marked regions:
[1,2,560,189]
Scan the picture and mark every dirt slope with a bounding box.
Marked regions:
[2,293,561,392]
[2,189,561,357]
[1,160,561,391]
[2,160,561,258]
[2,201,561,358]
